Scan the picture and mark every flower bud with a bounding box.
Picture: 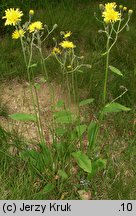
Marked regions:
[119,5,123,9]
[29,10,34,16]
[123,7,127,11]
[99,4,105,11]
[53,24,58,29]
[98,29,103,34]
[128,9,133,16]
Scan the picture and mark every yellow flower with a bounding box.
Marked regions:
[2,8,23,26]
[102,9,121,23]
[105,2,117,11]
[12,29,25,39]
[123,7,127,11]
[52,47,61,55]
[29,10,34,16]
[28,21,43,33]
[63,31,72,39]
[59,41,76,49]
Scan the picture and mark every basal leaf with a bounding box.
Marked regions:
[76,124,87,137]
[88,121,99,149]
[43,183,55,193]
[72,151,92,173]
[58,170,68,179]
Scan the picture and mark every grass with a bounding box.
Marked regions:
[0,0,136,200]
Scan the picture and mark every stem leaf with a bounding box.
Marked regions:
[9,113,37,122]
[79,98,94,106]
[103,102,131,113]
[109,65,123,76]
[29,63,37,68]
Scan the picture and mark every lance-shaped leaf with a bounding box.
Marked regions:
[103,102,131,113]
[9,113,37,122]
[79,98,94,107]
[88,121,99,149]
[109,65,123,76]
[76,124,87,137]
[58,170,68,179]
[72,151,92,173]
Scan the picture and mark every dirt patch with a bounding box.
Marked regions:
[0,78,67,142]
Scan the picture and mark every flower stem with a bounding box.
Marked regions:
[103,37,110,105]
[20,34,45,144]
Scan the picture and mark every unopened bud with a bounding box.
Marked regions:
[123,7,127,11]
[44,24,48,29]
[53,24,58,29]
[128,9,133,16]
[98,29,103,33]
[29,10,34,16]
[119,5,123,10]
[52,37,56,42]
[99,4,105,11]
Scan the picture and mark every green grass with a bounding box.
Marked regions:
[0,0,136,199]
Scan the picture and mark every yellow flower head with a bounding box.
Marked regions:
[29,10,34,16]
[102,9,121,23]
[102,2,121,24]
[12,29,25,39]
[28,21,43,33]
[59,41,76,49]
[2,8,23,26]
[105,2,117,11]
[63,31,72,39]
[52,47,61,55]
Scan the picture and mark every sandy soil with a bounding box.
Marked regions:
[0,77,65,143]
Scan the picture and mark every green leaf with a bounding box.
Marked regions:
[34,83,41,90]
[91,159,107,177]
[58,170,68,179]
[76,124,87,137]
[77,70,83,73]
[88,121,99,149]
[9,113,37,122]
[40,77,47,83]
[79,98,94,107]
[72,151,92,173]
[93,159,107,170]
[55,128,66,136]
[43,183,55,193]
[29,63,37,68]
[54,110,75,124]
[103,102,131,113]
[109,65,123,76]
[56,100,64,108]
